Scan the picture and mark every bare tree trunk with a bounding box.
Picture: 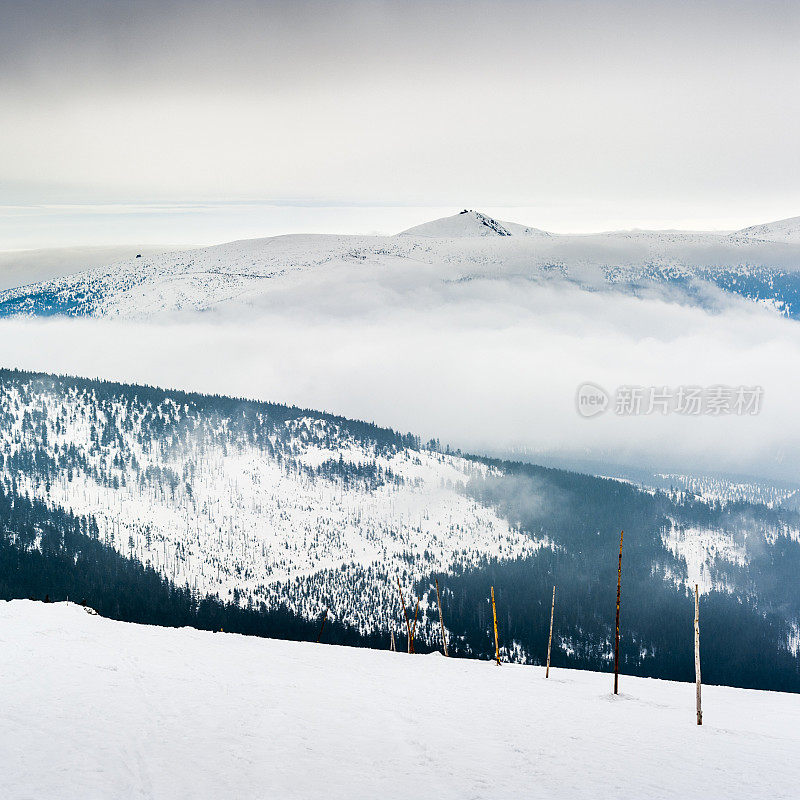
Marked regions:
[614,530,624,695]
[435,578,448,656]
[695,584,702,726]
[397,578,413,654]
[546,585,556,678]
[491,586,501,665]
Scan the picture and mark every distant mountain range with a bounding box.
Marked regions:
[3,368,800,691]
[2,210,800,319]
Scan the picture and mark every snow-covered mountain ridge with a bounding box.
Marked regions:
[2,211,800,319]
[398,209,550,237]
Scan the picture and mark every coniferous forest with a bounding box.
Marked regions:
[2,368,800,692]
[0,484,380,648]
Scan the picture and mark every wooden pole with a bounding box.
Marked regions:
[435,579,448,656]
[397,578,414,654]
[316,607,328,643]
[695,584,702,726]
[546,585,556,678]
[410,599,420,653]
[491,586,501,665]
[614,530,624,695]
[390,630,396,652]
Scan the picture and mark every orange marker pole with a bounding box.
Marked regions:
[491,586,501,666]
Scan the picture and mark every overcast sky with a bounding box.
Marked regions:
[2,0,799,245]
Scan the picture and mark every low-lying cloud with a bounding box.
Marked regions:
[0,260,798,485]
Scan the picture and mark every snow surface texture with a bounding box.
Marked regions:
[0,377,542,637]
[2,600,799,800]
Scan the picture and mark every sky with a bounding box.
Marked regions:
[1,0,799,248]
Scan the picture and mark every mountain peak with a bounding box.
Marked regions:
[397,210,549,238]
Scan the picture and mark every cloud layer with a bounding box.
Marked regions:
[1,256,798,484]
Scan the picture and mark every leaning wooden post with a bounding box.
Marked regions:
[491,586,501,665]
[435,578,449,656]
[614,530,624,694]
[397,578,413,654]
[390,630,396,652]
[695,583,702,726]
[316,607,328,643]
[546,585,556,678]
[410,599,420,653]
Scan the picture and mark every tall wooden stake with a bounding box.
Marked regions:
[546,585,556,678]
[410,599,420,653]
[390,630,396,652]
[435,579,448,656]
[695,583,702,726]
[316,607,328,643]
[491,586,501,665]
[397,578,414,654]
[614,530,624,695]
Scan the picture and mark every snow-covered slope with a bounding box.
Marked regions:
[3,599,799,800]
[0,372,542,637]
[736,216,800,244]
[0,246,161,291]
[398,209,550,237]
[3,211,800,320]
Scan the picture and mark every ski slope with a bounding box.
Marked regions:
[1,600,799,800]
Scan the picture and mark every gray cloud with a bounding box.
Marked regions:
[1,0,799,225]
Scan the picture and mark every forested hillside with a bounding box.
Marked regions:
[0,368,539,642]
[2,368,800,691]
[0,483,376,647]
[434,459,800,690]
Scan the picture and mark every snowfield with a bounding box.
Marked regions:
[2,600,799,800]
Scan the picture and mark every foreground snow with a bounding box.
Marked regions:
[2,601,799,799]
